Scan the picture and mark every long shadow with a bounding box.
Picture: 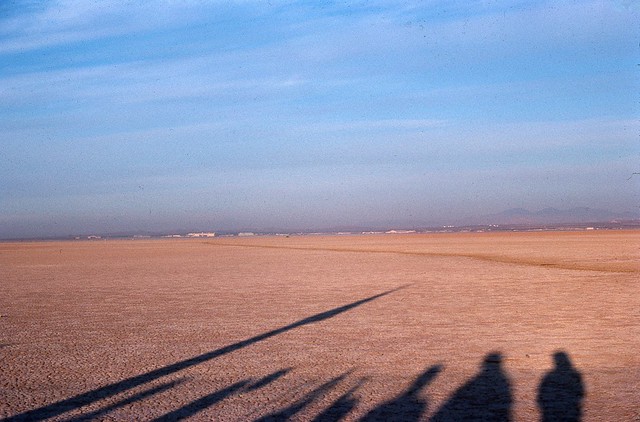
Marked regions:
[5,287,402,421]
[430,352,512,422]
[537,351,584,422]
[152,368,290,421]
[245,368,291,392]
[255,372,349,421]
[312,378,367,422]
[154,368,290,422]
[153,380,249,421]
[62,379,185,422]
[361,365,442,422]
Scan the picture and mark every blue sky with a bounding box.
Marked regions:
[1,0,638,237]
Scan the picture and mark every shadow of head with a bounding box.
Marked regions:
[483,352,504,366]
[553,351,573,369]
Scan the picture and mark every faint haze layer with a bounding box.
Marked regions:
[1,1,638,238]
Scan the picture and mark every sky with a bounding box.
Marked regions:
[0,0,638,238]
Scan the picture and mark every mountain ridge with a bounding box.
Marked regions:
[460,207,639,226]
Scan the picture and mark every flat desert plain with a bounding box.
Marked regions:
[1,231,638,421]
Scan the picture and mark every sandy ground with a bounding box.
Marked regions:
[0,231,638,421]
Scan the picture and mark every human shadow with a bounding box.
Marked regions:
[255,372,349,421]
[537,351,584,422]
[245,368,291,392]
[62,379,185,422]
[153,380,249,422]
[430,352,512,422]
[152,368,290,421]
[6,287,404,421]
[311,378,366,422]
[361,365,442,422]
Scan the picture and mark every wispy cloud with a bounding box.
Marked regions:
[0,1,637,237]
[0,0,211,54]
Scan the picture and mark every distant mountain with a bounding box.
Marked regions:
[461,207,639,226]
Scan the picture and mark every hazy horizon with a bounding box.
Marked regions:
[1,1,638,239]
[1,206,638,239]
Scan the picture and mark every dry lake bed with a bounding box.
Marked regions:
[1,231,638,421]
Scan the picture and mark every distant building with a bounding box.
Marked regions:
[238,232,255,237]
[187,232,216,238]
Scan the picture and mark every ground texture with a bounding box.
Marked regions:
[1,231,638,421]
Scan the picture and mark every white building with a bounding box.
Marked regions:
[187,232,216,238]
